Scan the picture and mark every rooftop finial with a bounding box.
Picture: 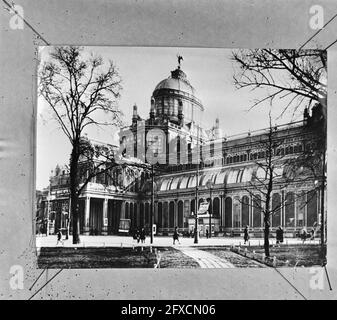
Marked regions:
[177,54,183,68]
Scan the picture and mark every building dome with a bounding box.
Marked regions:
[150,66,204,125]
[154,68,195,96]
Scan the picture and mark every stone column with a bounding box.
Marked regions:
[281,191,285,228]
[248,197,249,228]
[121,201,125,219]
[102,198,108,235]
[174,199,178,228]
[84,197,90,235]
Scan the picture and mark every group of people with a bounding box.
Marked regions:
[243,225,285,245]
[132,227,146,244]
[300,227,315,243]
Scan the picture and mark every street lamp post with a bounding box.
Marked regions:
[150,164,158,244]
[150,165,154,244]
[194,126,200,244]
[206,180,214,238]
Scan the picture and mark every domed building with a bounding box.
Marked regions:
[121,61,221,168]
[43,57,324,240]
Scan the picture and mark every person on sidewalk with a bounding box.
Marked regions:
[243,225,249,244]
[310,228,315,240]
[56,229,64,246]
[132,228,138,244]
[206,229,209,239]
[173,226,181,245]
[276,226,284,245]
[300,227,307,243]
[140,228,146,244]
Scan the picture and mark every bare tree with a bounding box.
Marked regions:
[232,49,327,257]
[39,46,123,244]
[243,113,322,257]
[232,49,327,117]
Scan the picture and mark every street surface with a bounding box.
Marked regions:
[36,234,320,248]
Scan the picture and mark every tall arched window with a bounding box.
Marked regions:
[191,199,195,215]
[158,202,163,228]
[296,191,306,227]
[145,202,150,225]
[272,193,281,227]
[225,197,232,228]
[125,202,129,220]
[133,203,139,227]
[285,192,295,227]
[178,201,184,228]
[307,190,318,227]
[169,201,175,228]
[253,195,261,228]
[130,203,134,228]
[233,196,241,227]
[140,203,144,227]
[242,196,249,227]
[163,202,169,228]
[213,197,220,218]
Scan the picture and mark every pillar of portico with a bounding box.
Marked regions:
[102,198,108,235]
[84,197,90,235]
[174,199,178,228]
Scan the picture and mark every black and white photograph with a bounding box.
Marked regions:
[35,46,327,269]
[1,0,337,302]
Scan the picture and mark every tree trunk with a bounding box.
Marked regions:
[70,142,80,244]
[264,220,270,258]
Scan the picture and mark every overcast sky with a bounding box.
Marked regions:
[36,46,305,190]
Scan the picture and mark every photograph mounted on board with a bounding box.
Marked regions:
[35,46,327,269]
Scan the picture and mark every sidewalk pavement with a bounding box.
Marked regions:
[175,247,235,268]
[35,234,320,248]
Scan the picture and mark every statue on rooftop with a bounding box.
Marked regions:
[177,54,183,67]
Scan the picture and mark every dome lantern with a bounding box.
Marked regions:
[150,59,204,126]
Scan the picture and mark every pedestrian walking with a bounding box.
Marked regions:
[173,226,181,245]
[56,229,63,246]
[276,226,284,245]
[132,228,138,243]
[140,228,146,244]
[243,225,249,244]
[310,228,315,240]
[206,229,209,239]
[301,227,307,243]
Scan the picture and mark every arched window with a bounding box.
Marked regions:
[225,197,232,228]
[130,203,134,228]
[253,195,261,228]
[233,196,241,227]
[178,201,184,228]
[125,202,129,220]
[307,190,318,227]
[158,202,163,228]
[242,196,249,227]
[213,197,220,218]
[169,201,175,228]
[133,203,138,227]
[145,202,150,225]
[296,191,306,228]
[163,202,168,228]
[191,199,196,215]
[140,203,144,227]
[285,192,295,227]
[272,193,281,227]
